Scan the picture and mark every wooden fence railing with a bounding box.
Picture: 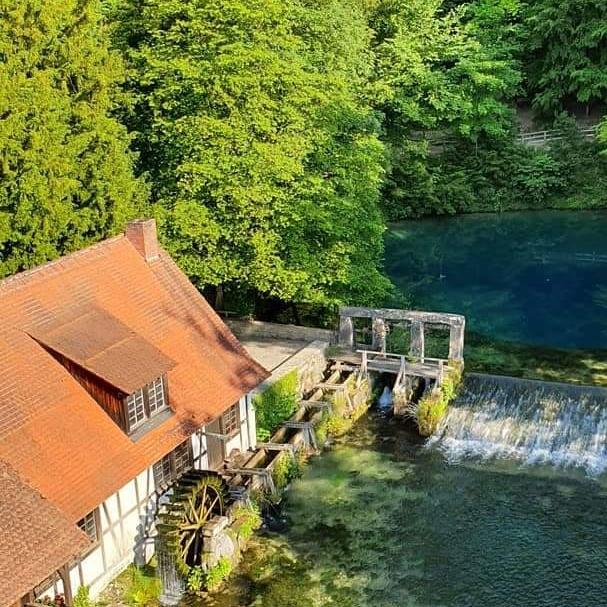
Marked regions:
[518,125,599,146]
[425,124,601,151]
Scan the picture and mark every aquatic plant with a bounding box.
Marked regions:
[416,363,463,436]
[315,376,372,444]
[205,558,232,592]
[186,566,205,594]
[232,503,263,541]
[254,370,299,442]
[271,450,307,493]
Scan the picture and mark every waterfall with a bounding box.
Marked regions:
[428,374,607,476]
[156,536,186,606]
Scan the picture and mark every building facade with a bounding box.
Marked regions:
[0,220,268,607]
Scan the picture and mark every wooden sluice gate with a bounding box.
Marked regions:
[334,307,465,416]
[222,306,465,492]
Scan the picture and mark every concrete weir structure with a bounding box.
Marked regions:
[336,307,465,415]
[338,307,465,362]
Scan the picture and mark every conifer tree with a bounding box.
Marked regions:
[0,0,146,277]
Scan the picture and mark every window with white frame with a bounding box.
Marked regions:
[153,441,193,489]
[124,375,169,434]
[221,402,240,436]
[77,509,99,543]
[147,376,166,415]
[126,388,146,430]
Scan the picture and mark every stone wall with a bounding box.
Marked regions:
[227,319,335,344]
[253,340,329,398]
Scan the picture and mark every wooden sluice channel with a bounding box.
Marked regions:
[222,306,465,493]
[222,368,353,494]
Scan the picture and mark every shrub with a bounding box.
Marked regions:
[232,503,262,541]
[186,567,205,595]
[315,376,372,443]
[253,371,299,442]
[123,565,160,607]
[205,558,232,592]
[72,587,92,607]
[271,450,307,492]
[416,392,449,437]
[186,558,232,594]
[416,363,463,436]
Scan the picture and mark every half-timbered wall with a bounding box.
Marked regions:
[36,394,256,601]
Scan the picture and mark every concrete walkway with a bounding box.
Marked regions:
[238,337,309,371]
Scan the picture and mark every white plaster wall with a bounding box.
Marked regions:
[37,391,258,603]
[43,394,256,601]
[224,396,252,456]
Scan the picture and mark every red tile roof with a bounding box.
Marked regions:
[0,460,90,607]
[30,307,176,394]
[0,225,269,530]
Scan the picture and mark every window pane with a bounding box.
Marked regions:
[77,511,98,543]
[222,403,240,436]
[174,441,193,477]
[153,441,193,489]
[127,388,146,429]
[153,454,172,488]
[147,376,166,415]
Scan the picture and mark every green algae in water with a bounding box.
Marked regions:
[191,411,607,607]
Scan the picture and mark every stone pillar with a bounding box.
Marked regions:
[448,320,465,362]
[339,315,354,349]
[372,317,388,353]
[393,377,412,417]
[410,321,425,360]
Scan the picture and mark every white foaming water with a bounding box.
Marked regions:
[427,375,607,476]
[378,386,393,410]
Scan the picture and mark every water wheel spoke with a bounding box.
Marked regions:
[169,475,225,570]
[199,495,220,526]
[181,530,199,562]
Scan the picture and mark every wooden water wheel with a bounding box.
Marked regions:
[157,472,226,572]
[178,475,224,567]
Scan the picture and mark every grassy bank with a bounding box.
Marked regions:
[464,333,607,387]
[385,324,607,387]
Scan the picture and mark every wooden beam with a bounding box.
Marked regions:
[300,400,331,410]
[257,442,296,453]
[315,382,346,390]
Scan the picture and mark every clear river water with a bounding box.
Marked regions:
[196,402,607,607]
[384,210,607,349]
[191,210,607,606]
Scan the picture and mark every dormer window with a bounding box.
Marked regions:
[126,388,146,430]
[124,374,169,434]
[147,376,166,414]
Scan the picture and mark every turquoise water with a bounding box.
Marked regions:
[385,211,607,348]
[198,410,607,607]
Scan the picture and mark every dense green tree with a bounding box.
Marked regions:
[0,0,145,277]
[522,0,607,115]
[114,0,390,306]
[370,0,521,218]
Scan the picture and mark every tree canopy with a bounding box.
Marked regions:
[0,0,145,278]
[113,0,390,306]
[522,0,607,115]
[1,0,606,311]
